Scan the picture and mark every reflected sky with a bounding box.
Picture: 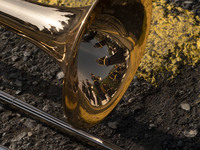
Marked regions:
[78,39,113,83]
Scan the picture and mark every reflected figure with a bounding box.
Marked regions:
[94,39,107,48]
[96,56,108,66]
[82,81,90,98]
[108,42,121,54]
[91,74,106,105]
[108,46,117,55]
[82,80,97,106]
[102,84,114,97]
[96,48,127,66]
[114,65,126,72]
[93,37,111,48]
[109,71,122,82]
[86,79,96,105]
[82,31,97,42]
[95,38,129,67]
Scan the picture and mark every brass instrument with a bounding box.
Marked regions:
[0,0,152,128]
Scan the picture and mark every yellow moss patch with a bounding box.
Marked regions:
[35,0,95,7]
[137,0,200,85]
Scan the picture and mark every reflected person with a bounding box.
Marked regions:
[86,79,96,105]
[82,31,97,42]
[96,48,127,66]
[91,74,106,105]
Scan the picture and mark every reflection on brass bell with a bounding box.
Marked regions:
[0,0,152,128]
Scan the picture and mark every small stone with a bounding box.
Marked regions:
[15,90,22,95]
[32,81,38,85]
[56,71,64,80]
[12,56,19,62]
[181,1,193,9]
[1,35,7,40]
[11,132,27,142]
[166,127,170,131]
[180,103,191,111]
[74,146,82,150]
[19,118,25,123]
[28,132,33,137]
[23,57,28,62]
[2,133,6,137]
[183,129,198,138]
[195,96,200,104]
[1,139,9,146]
[39,92,45,97]
[24,51,31,57]
[133,82,138,87]
[128,98,134,103]
[33,47,39,54]
[149,123,156,129]
[21,44,26,49]
[9,143,17,150]
[15,79,22,87]
[11,47,19,52]
[108,122,118,129]
[27,43,34,49]
[42,105,50,112]
[31,66,38,72]
[2,32,10,38]
[24,119,35,129]
[16,113,21,117]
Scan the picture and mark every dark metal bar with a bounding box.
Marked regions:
[0,90,123,150]
[0,145,9,150]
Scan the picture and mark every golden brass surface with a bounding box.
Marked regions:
[0,0,152,128]
[0,0,96,67]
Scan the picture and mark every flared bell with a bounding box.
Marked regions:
[0,0,152,128]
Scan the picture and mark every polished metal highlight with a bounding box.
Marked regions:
[0,90,123,150]
[0,0,152,128]
[0,0,95,64]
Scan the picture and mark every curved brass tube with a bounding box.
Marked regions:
[0,0,97,68]
[0,0,152,128]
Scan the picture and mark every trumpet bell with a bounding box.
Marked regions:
[0,0,152,128]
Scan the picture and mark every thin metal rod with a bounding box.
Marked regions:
[0,145,9,150]
[0,90,123,150]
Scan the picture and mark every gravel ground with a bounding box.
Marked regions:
[0,0,200,150]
